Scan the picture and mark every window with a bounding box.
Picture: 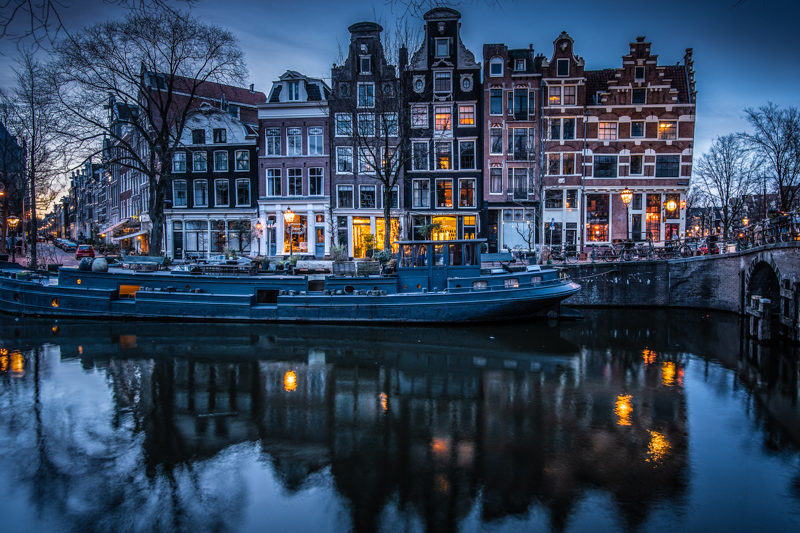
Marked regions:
[287,128,302,156]
[386,185,399,209]
[287,168,302,195]
[435,142,451,170]
[458,105,475,126]
[191,129,205,144]
[436,179,453,208]
[173,180,187,207]
[549,118,576,140]
[236,179,250,206]
[563,85,576,105]
[489,129,503,154]
[632,88,647,105]
[287,81,300,101]
[566,189,578,209]
[213,128,226,143]
[545,189,563,208]
[631,121,645,138]
[435,38,449,57]
[433,71,452,93]
[655,155,680,177]
[598,122,617,140]
[411,105,428,128]
[510,168,528,199]
[214,179,229,206]
[515,59,525,71]
[563,153,575,174]
[173,152,186,173]
[359,185,376,208]
[358,113,375,136]
[382,113,399,136]
[266,169,281,196]
[513,88,528,120]
[509,128,532,160]
[194,180,208,206]
[434,106,452,131]
[459,140,475,169]
[336,146,353,173]
[337,185,353,208]
[358,147,374,173]
[593,155,617,177]
[192,151,207,172]
[547,153,561,175]
[630,154,644,175]
[412,179,430,208]
[359,55,371,74]
[459,178,475,207]
[412,141,429,170]
[549,119,561,140]
[563,118,576,139]
[586,194,609,242]
[308,127,323,155]
[265,128,281,156]
[490,168,503,194]
[335,114,353,136]
[507,92,513,115]
[309,168,323,196]
[213,151,228,172]
[548,86,561,106]
[489,57,503,76]
[235,150,250,171]
[659,121,677,140]
[557,59,569,77]
[635,66,645,80]
[357,82,374,107]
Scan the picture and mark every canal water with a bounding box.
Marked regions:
[0,310,798,533]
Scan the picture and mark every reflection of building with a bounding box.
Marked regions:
[404,8,483,242]
[258,71,331,257]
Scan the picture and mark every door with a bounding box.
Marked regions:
[430,244,447,291]
[315,227,325,258]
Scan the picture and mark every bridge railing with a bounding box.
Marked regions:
[737,211,800,249]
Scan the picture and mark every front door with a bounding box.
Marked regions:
[315,227,325,258]
[430,243,447,291]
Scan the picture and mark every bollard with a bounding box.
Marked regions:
[757,298,771,342]
[749,295,761,337]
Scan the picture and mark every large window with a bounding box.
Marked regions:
[288,168,302,195]
[509,168,528,199]
[336,146,353,173]
[358,113,375,136]
[563,85,576,105]
[513,88,528,120]
[593,155,617,177]
[235,179,250,206]
[557,59,569,77]
[266,169,281,196]
[173,152,186,173]
[548,86,561,106]
[359,185,376,208]
[358,147,374,173]
[490,168,503,194]
[545,189,563,208]
[412,141,429,170]
[655,155,680,177]
[458,105,475,126]
[489,128,503,154]
[658,121,677,140]
[194,179,208,207]
[459,140,475,169]
[549,118,576,140]
[265,128,281,156]
[435,179,453,208]
[287,128,302,156]
[434,71,452,93]
[509,128,532,160]
[309,168,323,196]
[235,150,250,171]
[308,127,323,155]
[630,154,644,175]
[412,179,430,208]
[214,179,229,207]
[586,194,609,242]
[489,57,503,77]
[598,122,617,140]
[337,185,353,208]
[192,151,207,172]
[631,121,645,138]
[490,89,503,115]
[213,150,228,172]
[383,113,399,136]
[435,142,451,170]
[335,114,352,136]
[357,82,374,108]
[459,178,475,207]
[547,153,576,175]
[411,105,428,128]
[434,106,452,131]
[173,180,187,207]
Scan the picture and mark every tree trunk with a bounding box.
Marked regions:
[148,173,167,255]
[383,188,392,254]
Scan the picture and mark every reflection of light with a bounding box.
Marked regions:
[432,437,449,458]
[677,367,684,387]
[283,370,297,392]
[646,430,671,464]
[662,362,676,387]
[615,394,633,426]
[642,348,657,365]
[51,326,59,335]
[0,355,8,372]
[0,348,7,356]
[435,473,449,494]
[379,392,389,412]
[10,351,24,376]
[78,345,84,355]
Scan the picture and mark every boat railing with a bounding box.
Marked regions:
[445,277,567,294]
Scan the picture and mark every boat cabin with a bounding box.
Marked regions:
[395,239,483,292]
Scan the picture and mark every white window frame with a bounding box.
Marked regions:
[266,168,281,197]
[434,37,449,58]
[458,140,476,170]
[359,55,371,74]
[265,128,281,157]
[631,120,645,138]
[336,146,353,174]
[213,150,228,172]
[335,114,352,137]
[412,141,429,171]
[548,86,562,106]
[598,122,618,141]
[234,150,250,171]
[434,141,452,171]
[514,59,525,71]
[235,178,250,207]
[308,126,324,155]
[489,57,503,77]
[359,184,376,209]
[287,168,302,196]
[629,154,644,176]
[214,178,229,207]
[458,178,476,208]
[337,184,354,208]
[308,167,324,196]
[434,105,452,132]
[411,105,428,128]
[435,178,453,209]
[563,85,577,106]
[173,151,186,173]
[192,151,207,173]
[489,128,503,155]
[172,179,187,208]
[287,127,302,156]
[358,147,375,174]
[412,178,430,209]
[458,104,476,127]
[194,180,208,207]
[357,82,375,108]
[382,113,399,137]
[358,113,375,137]
[658,121,678,140]
[287,81,300,101]
[433,71,452,93]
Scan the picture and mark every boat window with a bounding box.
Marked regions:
[504,278,519,288]
[400,245,413,267]
[472,280,487,290]
[119,285,140,299]
[51,298,60,308]
[414,244,428,267]
[532,276,541,285]
[434,245,445,266]
[449,244,463,266]
[465,243,478,265]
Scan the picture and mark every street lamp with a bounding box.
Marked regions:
[283,207,295,260]
[620,188,633,241]
[742,217,749,226]
[255,221,263,256]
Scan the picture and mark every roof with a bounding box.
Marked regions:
[170,75,266,106]
[584,69,616,104]
[664,65,690,103]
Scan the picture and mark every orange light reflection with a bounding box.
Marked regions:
[615,394,633,426]
[283,370,297,392]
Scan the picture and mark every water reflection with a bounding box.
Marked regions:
[0,311,798,532]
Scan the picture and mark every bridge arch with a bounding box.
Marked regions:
[745,256,781,315]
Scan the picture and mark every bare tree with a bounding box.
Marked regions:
[49,6,246,254]
[740,103,800,212]
[694,134,759,240]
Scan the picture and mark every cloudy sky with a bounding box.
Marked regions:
[2,0,799,157]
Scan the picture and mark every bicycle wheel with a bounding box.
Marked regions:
[679,244,692,258]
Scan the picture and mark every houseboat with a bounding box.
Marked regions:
[0,240,579,323]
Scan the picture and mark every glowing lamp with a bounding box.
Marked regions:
[742,217,749,226]
[665,199,678,211]
[283,207,295,225]
[620,188,633,206]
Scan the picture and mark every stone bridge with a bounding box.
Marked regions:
[563,242,800,339]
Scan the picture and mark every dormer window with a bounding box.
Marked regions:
[360,55,371,74]
[489,57,503,77]
[557,59,569,77]
[191,129,205,145]
[435,38,449,58]
[213,128,226,143]
[360,43,367,53]
[515,59,525,71]
[287,81,300,101]
[635,66,645,80]
[433,71,452,93]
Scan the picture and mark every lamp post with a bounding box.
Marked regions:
[620,188,633,241]
[283,207,295,260]
[266,220,275,257]
[255,221,263,256]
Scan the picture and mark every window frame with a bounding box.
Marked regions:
[266,168,281,197]
[192,151,207,173]
[193,179,209,207]
[308,126,324,155]
[357,82,375,108]
[234,150,250,172]
[308,167,324,196]
[214,178,229,207]
[434,38,450,58]
[357,113,375,137]
[335,113,353,137]
[359,55,371,74]
[434,105,452,132]
[382,113,399,137]
[287,168,303,196]
[435,178,453,208]
[287,127,302,156]
[172,151,186,173]
[548,86,562,106]
[658,121,678,140]
[632,88,647,105]
[557,59,570,77]
[191,129,205,145]
[412,140,429,171]
[434,141,452,170]
[598,122,618,141]
[172,179,187,208]
[265,128,281,157]
[655,154,680,177]
[213,128,226,144]
[433,71,452,94]
[337,184,353,209]
[235,178,250,207]
[358,147,375,174]
[359,184,376,209]
[630,154,644,176]
[489,57,503,77]
[412,178,430,209]
[631,120,645,138]
[411,105,428,128]
[593,155,618,178]
[489,128,503,155]
[336,146,353,174]
[213,150,229,172]
[458,104,475,126]
[287,81,300,101]
[458,140,476,170]
[458,178,476,208]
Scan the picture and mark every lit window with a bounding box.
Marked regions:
[434,106,452,131]
[458,105,475,126]
[435,179,453,208]
[659,121,677,140]
[548,86,561,106]
[598,122,617,140]
[435,142,451,170]
[459,178,475,207]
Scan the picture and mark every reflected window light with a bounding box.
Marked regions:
[431,437,450,458]
[10,351,24,376]
[661,362,676,387]
[435,473,449,494]
[642,348,657,365]
[646,430,671,464]
[379,392,389,412]
[0,355,8,373]
[78,345,84,355]
[615,394,633,426]
[284,370,297,392]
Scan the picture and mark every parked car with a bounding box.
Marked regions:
[75,244,95,259]
[62,241,78,253]
[698,238,720,255]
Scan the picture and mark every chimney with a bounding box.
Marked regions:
[249,83,255,93]
[399,46,408,72]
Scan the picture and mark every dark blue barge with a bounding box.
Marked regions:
[0,240,579,323]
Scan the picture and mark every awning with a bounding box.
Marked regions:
[113,230,148,242]
[100,218,130,235]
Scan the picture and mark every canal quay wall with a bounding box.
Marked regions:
[562,243,800,340]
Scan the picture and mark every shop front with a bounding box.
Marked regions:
[409,214,477,242]
[258,203,329,259]
[582,190,686,245]
[165,212,255,259]
[343,215,400,258]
